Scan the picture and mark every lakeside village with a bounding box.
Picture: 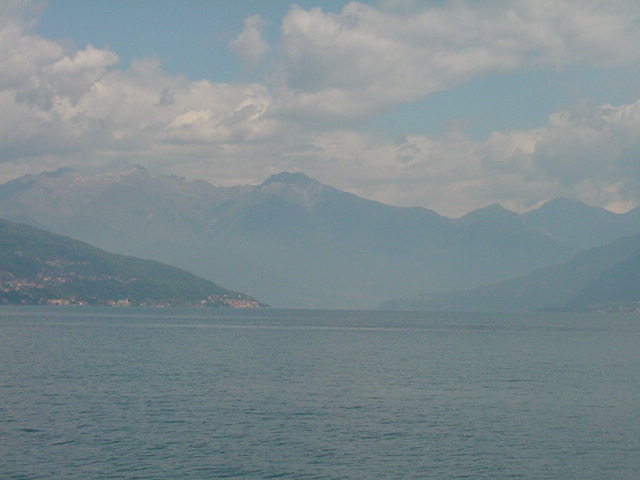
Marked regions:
[0,270,264,308]
[43,296,263,308]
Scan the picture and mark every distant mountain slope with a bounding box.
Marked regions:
[381,233,640,312]
[0,167,578,308]
[567,248,640,310]
[0,219,265,307]
[521,197,640,249]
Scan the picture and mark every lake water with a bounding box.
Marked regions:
[1,307,639,479]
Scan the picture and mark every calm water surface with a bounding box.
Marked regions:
[1,307,639,479]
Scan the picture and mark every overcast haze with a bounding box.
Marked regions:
[2,0,640,216]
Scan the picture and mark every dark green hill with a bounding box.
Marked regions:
[0,219,266,307]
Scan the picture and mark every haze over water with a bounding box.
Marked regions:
[1,307,639,479]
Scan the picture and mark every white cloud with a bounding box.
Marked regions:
[229,14,269,68]
[0,4,283,177]
[16,44,118,110]
[528,101,640,205]
[0,6,62,89]
[275,1,640,123]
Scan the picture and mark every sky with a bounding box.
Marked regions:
[1,0,640,216]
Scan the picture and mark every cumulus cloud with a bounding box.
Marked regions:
[229,14,270,69]
[275,0,640,123]
[0,3,62,89]
[0,3,282,182]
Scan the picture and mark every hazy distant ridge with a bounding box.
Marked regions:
[381,233,640,312]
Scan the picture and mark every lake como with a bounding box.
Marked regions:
[1,307,639,479]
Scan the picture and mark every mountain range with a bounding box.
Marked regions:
[0,218,265,307]
[0,166,638,308]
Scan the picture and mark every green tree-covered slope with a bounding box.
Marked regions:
[0,219,266,307]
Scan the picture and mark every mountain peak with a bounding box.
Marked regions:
[535,197,599,213]
[42,167,74,178]
[458,203,517,224]
[524,196,620,222]
[118,164,149,176]
[261,171,318,187]
[521,196,637,249]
